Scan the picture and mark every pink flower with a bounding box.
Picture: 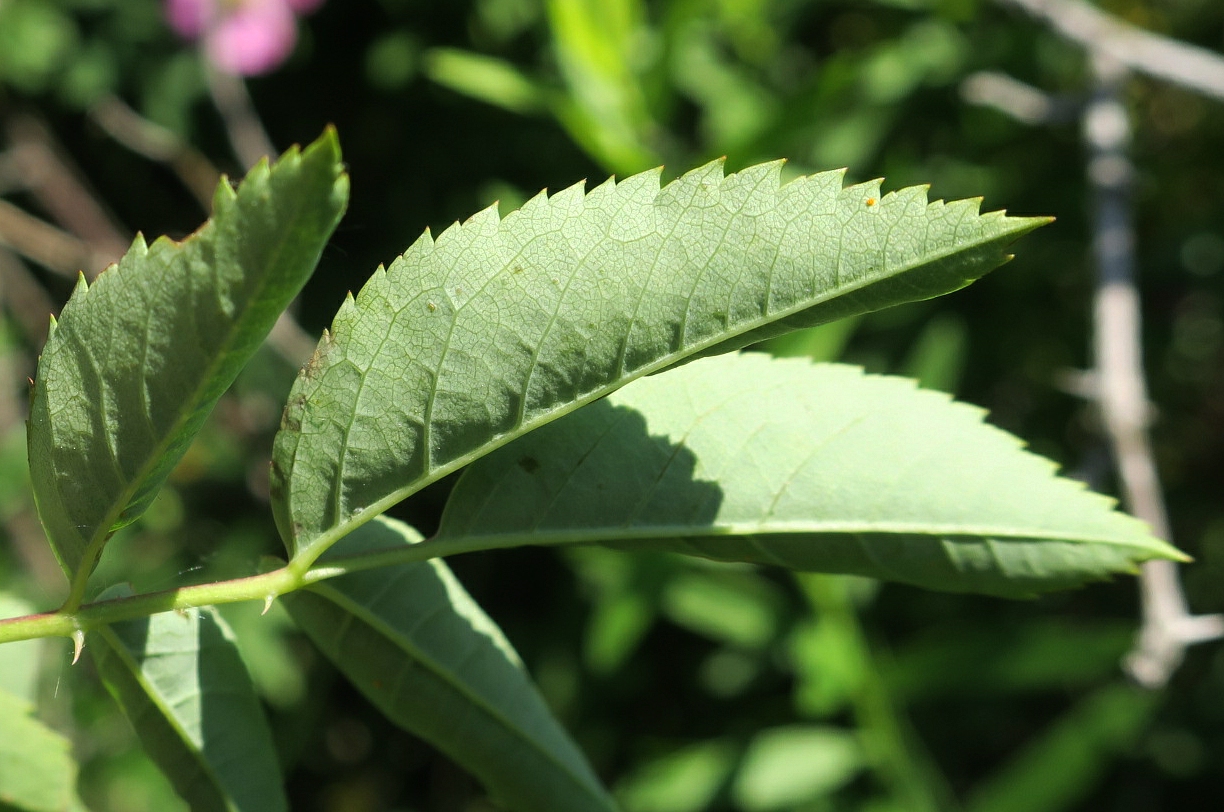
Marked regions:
[165,0,324,76]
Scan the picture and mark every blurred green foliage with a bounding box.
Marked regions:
[1,0,1223,810]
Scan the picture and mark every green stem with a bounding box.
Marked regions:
[0,533,494,647]
[0,566,295,646]
[795,574,958,812]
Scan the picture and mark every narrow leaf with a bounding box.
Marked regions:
[436,353,1182,598]
[964,683,1158,812]
[90,595,287,812]
[28,129,348,583]
[272,160,1046,562]
[0,688,85,812]
[282,515,617,812]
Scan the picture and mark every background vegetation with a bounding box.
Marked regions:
[1,0,1223,810]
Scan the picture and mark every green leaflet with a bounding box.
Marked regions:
[732,725,865,811]
[435,354,1182,598]
[28,130,348,588]
[90,592,287,812]
[0,688,85,812]
[282,515,617,812]
[272,159,1046,563]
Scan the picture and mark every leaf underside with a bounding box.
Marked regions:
[437,353,1181,598]
[283,516,617,812]
[272,158,1047,563]
[27,130,348,582]
[90,598,287,812]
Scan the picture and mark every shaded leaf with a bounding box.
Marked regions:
[437,353,1182,597]
[91,591,286,812]
[28,129,348,583]
[273,159,1045,564]
[0,688,85,812]
[282,515,617,812]
[964,683,1159,812]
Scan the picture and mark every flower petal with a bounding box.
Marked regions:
[165,0,214,40]
[205,1,298,75]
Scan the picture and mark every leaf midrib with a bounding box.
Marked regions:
[94,625,230,806]
[295,210,1039,561]
[429,520,1161,550]
[304,579,615,810]
[70,187,306,596]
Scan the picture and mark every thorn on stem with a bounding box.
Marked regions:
[262,594,275,615]
[70,629,85,664]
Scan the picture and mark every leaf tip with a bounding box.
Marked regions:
[1150,540,1193,564]
[211,173,239,208]
[312,124,343,160]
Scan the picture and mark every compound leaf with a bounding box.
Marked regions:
[272,160,1045,563]
[436,353,1181,598]
[91,593,286,812]
[28,129,348,585]
[283,515,617,812]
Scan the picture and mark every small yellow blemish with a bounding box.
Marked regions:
[427,302,437,312]
[866,198,877,207]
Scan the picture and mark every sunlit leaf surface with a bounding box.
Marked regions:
[273,159,1045,563]
[28,130,348,582]
[437,353,1181,597]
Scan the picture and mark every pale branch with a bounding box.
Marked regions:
[205,66,278,171]
[201,72,314,365]
[0,247,58,345]
[4,104,317,368]
[996,0,1224,101]
[88,94,221,211]
[4,114,130,263]
[0,198,101,278]
[1081,55,1224,687]
[960,71,1080,125]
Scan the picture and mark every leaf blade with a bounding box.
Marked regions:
[282,515,618,812]
[0,688,86,812]
[436,353,1181,598]
[273,160,1046,562]
[28,129,348,582]
[90,599,287,812]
